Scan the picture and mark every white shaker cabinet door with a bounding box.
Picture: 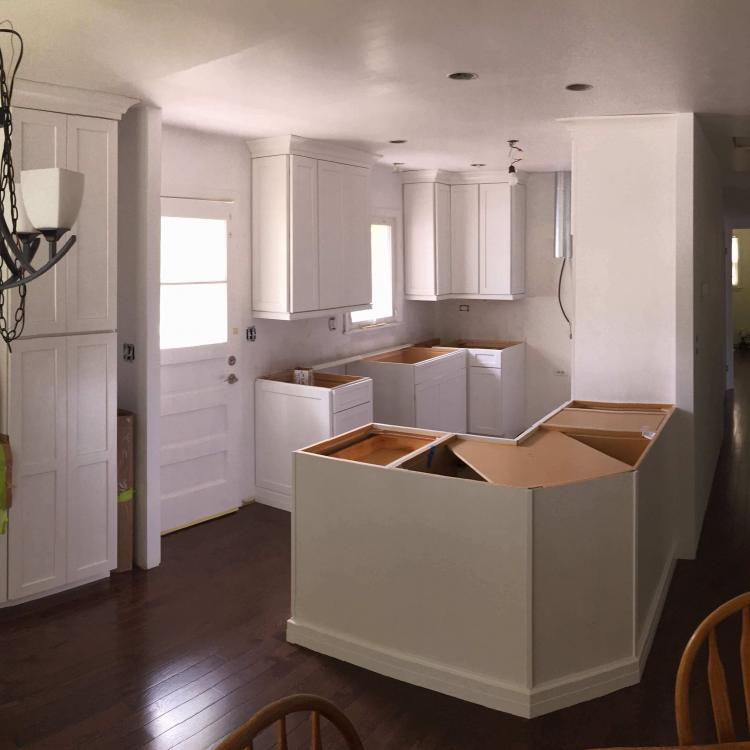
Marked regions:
[450,184,479,294]
[468,366,503,436]
[415,379,441,431]
[66,116,117,333]
[403,182,436,298]
[479,183,512,295]
[439,368,468,434]
[290,155,319,313]
[318,160,370,310]
[11,108,68,337]
[7,337,68,600]
[66,332,117,582]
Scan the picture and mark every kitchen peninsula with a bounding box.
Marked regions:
[287,401,680,718]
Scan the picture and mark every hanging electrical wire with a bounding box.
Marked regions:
[558,257,572,339]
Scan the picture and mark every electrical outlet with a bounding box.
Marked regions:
[328,317,337,331]
[246,326,256,342]
[122,343,135,362]
[459,304,470,312]
[554,369,567,377]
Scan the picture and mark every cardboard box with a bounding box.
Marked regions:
[115,410,135,572]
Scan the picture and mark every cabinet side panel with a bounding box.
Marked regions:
[293,453,531,686]
[252,155,289,313]
[532,472,635,686]
[290,156,319,312]
[403,182,436,297]
[511,185,526,294]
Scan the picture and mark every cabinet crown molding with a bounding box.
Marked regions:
[14,79,139,120]
[400,168,527,185]
[246,134,380,169]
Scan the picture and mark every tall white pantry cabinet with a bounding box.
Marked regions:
[0,83,134,606]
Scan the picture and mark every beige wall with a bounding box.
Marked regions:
[732,229,750,343]
[436,173,573,426]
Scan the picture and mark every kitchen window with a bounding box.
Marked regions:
[732,235,741,289]
[347,218,400,331]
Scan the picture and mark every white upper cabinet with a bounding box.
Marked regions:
[402,171,526,301]
[450,184,479,295]
[248,136,377,320]
[403,182,451,300]
[11,107,118,336]
[480,183,525,296]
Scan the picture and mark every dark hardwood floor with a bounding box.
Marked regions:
[3,359,750,749]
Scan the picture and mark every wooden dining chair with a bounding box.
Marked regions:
[213,693,365,750]
[675,592,750,745]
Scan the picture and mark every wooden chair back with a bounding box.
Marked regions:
[676,592,750,745]
[213,693,365,750]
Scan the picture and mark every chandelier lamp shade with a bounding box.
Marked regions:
[0,26,85,346]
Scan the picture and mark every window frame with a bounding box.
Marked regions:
[159,196,233,354]
[345,213,402,333]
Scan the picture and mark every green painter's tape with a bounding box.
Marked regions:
[118,488,134,503]
[0,445,6,535]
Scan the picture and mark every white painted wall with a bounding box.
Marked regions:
[118,105,162,569]
[159,126,436,503]
[568,113,725,558]
[436,173,573,426]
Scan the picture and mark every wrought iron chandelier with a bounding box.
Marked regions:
[0,26,84,347]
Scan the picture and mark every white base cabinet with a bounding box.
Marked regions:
[347,348,467,433]
[2,333,117,603]
[466,342,526,438]
[255,372,373,510]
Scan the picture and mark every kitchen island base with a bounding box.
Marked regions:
[288,407,681,718]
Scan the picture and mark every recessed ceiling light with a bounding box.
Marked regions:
[389,139,407,144]
[566,83,593,91]
[448,72,478,81]
[471,163,486,167]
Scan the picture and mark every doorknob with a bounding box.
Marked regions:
[225,373,238,384]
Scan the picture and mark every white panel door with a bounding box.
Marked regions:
[290,155,319,313]
[11,108,68,336]
[66,116,117,333]
[318,161,370,310]
[66,333,117,581]
[7,337,67,600]
[468,366,503,436]
[160,198,241,533]
[480,183,512,295]
[450,184,479,294]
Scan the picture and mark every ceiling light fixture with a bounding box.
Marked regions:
[448,72,478,81]
[0,26,85,347]
[389,139,407,144]
[507,139,523,186]
[565,83,593,92]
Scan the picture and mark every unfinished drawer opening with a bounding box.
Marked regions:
[261,370,368,388]
[397,440,488,482]
[303,426,436,466]
[364,347,457,364]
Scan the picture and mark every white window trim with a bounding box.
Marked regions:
[345,212,403,334]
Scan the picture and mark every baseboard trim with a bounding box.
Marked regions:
[254,488,291,512]
[637,540,678,671]
[287,619,643,718]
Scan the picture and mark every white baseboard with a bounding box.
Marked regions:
[0,571,110,609]
[254,487,291,512]
[637,540,678,671]
[287,619,643,718]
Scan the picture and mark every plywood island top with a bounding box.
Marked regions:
[542,401,669,435]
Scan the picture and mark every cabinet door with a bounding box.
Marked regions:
[290,155,319,313]
[403,182,436,297]
[439,368,467,433]
[435,183,452,295]
[318,161,370,310]
[66,333,117,582]
[480,183,512,295]
[468,366,503,436]
[66,116,117,333]
[11,108,68,336]
[415,379,441,431]
[7,337,67,600]
[450,184,479,294]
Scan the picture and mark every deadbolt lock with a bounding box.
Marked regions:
[228,355,236,366]
[225,373,238,384]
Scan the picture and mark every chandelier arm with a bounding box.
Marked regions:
[0,215,34,273]
[0,234,76,291]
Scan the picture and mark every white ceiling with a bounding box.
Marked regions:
[6,0,750,171]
